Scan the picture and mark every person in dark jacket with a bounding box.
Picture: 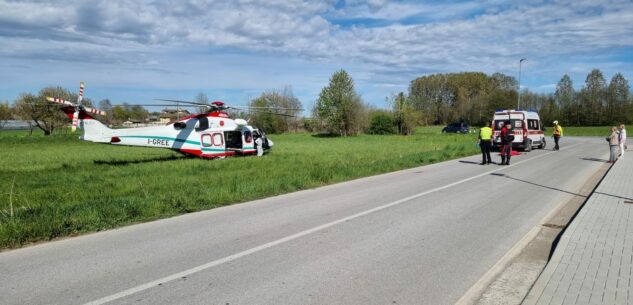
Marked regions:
[608,126,619,163]
[500,121,514,165]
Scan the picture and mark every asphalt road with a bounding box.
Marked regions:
[0,137,610,305]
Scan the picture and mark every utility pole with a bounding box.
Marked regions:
[517,58,527,110]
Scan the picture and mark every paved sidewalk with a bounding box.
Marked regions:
[523,155,633,305]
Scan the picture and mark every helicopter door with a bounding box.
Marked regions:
[224,131,242,150]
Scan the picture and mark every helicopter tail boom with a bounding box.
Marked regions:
[61,106,112,143]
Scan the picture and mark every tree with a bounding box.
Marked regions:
[112,104,130,124]
[13,87,74,135]
[391,92,420,135]
[486,73,517,116]
[606,73,630,124]
[409,74,454,125]
[314,70,366,136]
[448,72,493,124]
[249,87,302,134]
[98,99,114,124]
[409,72,515,126]
[0,102,11,129]
[80,97,94,108]
[538,95,559,125]
[579,69,607,125]
[516,91,559,124]
[490,72,518,91]
[405,69,630,128]
[555,75,575,125]
[195,92,209,114]
[129,105,149,121]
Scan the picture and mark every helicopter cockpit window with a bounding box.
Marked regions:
[244,131,252,143]
[195,116,209,132]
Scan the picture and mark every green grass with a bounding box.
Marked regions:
[0,127,479,249]
[561,126,619,137]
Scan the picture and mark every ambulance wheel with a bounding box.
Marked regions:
[538,138,546,149]
[524,139,532,152]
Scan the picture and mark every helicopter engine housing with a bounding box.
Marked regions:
[173,122,187,130]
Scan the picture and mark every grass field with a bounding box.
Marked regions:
[561,126,620,137]
[0,127,485,249]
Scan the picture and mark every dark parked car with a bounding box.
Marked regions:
[442,122,469,134]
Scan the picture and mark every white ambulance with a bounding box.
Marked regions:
[492,110,546,152]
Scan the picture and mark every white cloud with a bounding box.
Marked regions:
[0,0,631,105]
[3,0,631,70]
[0,1,70,27]
[335,1,484,22]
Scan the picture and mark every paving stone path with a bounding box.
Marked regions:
[524,153,633,305]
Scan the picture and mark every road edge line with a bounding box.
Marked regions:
[454,226,542,305]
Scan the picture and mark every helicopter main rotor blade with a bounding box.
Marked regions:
[119,104,194,107]
[244,109,297,117]
[154,99,213,107]
[231,105,304,111]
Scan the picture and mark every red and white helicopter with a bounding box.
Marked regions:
[47,82,295,158]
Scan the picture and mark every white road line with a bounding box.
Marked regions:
[84,144,581,305]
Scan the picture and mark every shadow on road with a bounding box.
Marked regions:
[581,157,608,162]
[489,173,586,198]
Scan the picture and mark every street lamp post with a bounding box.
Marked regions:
[517,58,527,110]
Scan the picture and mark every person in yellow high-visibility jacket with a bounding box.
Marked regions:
[553,120,563,150]
[478,122,493,165]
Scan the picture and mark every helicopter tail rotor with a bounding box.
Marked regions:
[45,97,74,106]
[46,81,107,132]
[71,82,85,132]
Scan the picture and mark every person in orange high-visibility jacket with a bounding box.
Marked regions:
[478,122,493,165]
[553,120,563,150]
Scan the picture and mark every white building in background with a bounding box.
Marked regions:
[159,109,190,124]
[1,120,31,130]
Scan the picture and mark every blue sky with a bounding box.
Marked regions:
[0,0,632,113]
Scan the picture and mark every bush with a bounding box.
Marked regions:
[368,111,394,135]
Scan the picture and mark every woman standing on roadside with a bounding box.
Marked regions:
[608,126,619,163]
[619,124,627,159]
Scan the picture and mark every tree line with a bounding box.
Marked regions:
[308,68,631,136]
[408,69,632,127]
[1,68,630,136]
